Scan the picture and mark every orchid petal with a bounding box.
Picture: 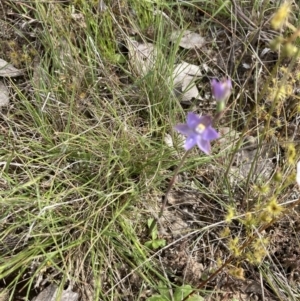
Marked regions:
[184,134,198,150]
[202,126,220,140]
[174,124,193,136]
[186,112,201,129]
[198,115,213,127]
[197,139,211,154]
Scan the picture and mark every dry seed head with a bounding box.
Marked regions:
[9,51,21,67]
[271,2,291,30]
[79,92,87,99]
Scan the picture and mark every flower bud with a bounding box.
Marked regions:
[211,78,232,101]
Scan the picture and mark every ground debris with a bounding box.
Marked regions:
[0,81,9,106]
[0,58,23,77]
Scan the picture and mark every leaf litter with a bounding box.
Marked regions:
[127,38,204,102]
[127,39,157,76]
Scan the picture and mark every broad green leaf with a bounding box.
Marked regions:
[144,241,154,248]
[152,239,166,249]
[157,282,170,299]
[174,285,193,301]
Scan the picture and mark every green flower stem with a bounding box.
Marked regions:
[148,149,191,235]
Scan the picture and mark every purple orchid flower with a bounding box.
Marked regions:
[211,78,232,102]
[175,112,220,154]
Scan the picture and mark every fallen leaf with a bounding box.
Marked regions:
[230,136,275,184]
[164,133,174,148]
[0,58,23,77]
[172,61,202,102]
[127,39,157,76]
[0,81,9,106]
[98,0,107,11]
[170,30,206,49]
[33,284,79,301]
[217,127,240,147]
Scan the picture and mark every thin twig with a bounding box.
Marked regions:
[148,149,191,235]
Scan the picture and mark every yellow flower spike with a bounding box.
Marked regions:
[266,197,284,217]
[270,36,285,50]
[262,237,269,245]
[230,237,239,246]
[287,172,296,185]
[228,237,242,257]
[225,206,235,223]
[258,211,273,223]
[259,184,270,194]
[271,2,291,30]
[287,143,296,165]
[232,246,242,258]
[220,226,231,238]
[246,252,255,264]
[282,43,299,57]
[252,238,267,251]
[216,257,223,268]
[242,212,256,228]
[253,249,267,264]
